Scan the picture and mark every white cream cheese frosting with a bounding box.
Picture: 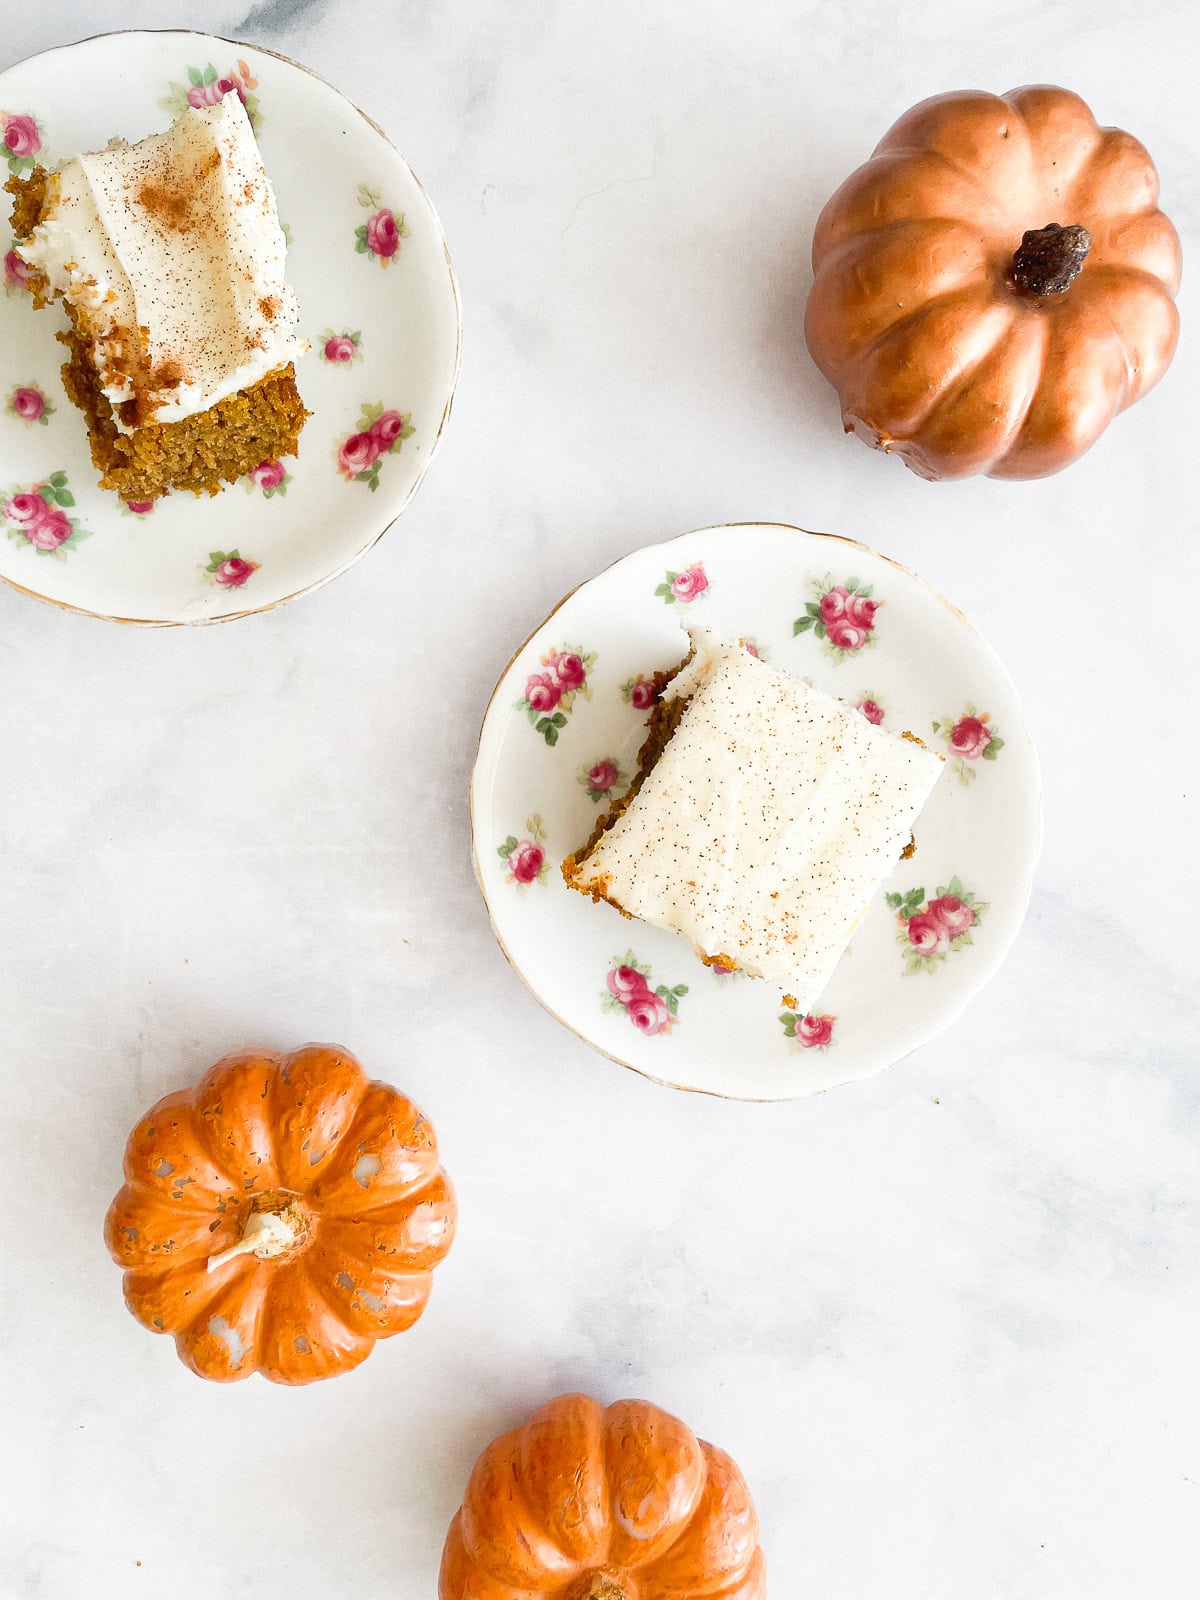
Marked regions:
[17,92,303,431]
[571,628,945,1007]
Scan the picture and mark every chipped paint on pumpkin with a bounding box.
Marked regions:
[208,1315,246,1367]
[353,1151,382,1188]
[103,1044,457,1384]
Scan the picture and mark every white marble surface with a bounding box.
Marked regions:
[1,2,1197,1595]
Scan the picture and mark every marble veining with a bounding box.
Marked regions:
[1,2,1197,1598]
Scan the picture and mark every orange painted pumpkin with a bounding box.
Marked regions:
[439,1394,766,1600]
[104,1044,456,1384]
[805,85,1182,479]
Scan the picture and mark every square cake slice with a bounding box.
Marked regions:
[563,629,945,1009]
[7,92,307,501]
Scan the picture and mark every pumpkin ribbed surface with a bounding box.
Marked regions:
[104,1044,456,1384]
[805,85,1182,479]
[439,1394,766,1600]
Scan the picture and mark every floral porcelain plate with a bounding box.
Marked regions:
[470,524,1041,1100]
[0,30,460,623]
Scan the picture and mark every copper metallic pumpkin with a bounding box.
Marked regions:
[804,85,1182,479]
[439,1393,766,1600]
[104,1044,456,1383]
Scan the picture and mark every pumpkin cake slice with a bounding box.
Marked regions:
[7,91,307,502]
[563,628,945,1011]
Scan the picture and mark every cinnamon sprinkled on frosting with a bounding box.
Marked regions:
[16,93,303,432]
[568,628,945,1007]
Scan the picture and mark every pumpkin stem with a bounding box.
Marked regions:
[1010,222,1092,297]
[206,1195,308,1275]
[569,1577,628,1600]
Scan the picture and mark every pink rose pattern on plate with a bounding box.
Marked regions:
[740,636,768,661]
[888,877,989,976]
[2,473,92,558]
[857,693,885,725]
[620,673,660,712]
[243,459,291,499]
[601,951,687,1036]
[334,403,415,492]
[205,550,260,588]
[121,500,155,517]
[515,645,597,746]
[780,1011,836,1050]
[4,245,32,295]
[2,111,42,177]
[498,814,549,888]
[932,704,1005,784]
[655,561,709,606]
[5,384,53,426]
[578,755,627,803]
[355,183,409,266]
[161,62,261,128]
[794,574,882,660]
[319,328,363,365]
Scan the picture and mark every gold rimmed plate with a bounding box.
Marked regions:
[470,523,1041,1100]
[0,29,461,623]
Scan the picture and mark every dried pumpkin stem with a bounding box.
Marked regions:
[206,1196,307,1275]
[1011,222,1092,296]
[570,1577,628,1600]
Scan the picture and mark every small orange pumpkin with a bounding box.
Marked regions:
[805,85,1182,479]
[104,1044,456,1384]
[439,1393,766,1600]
